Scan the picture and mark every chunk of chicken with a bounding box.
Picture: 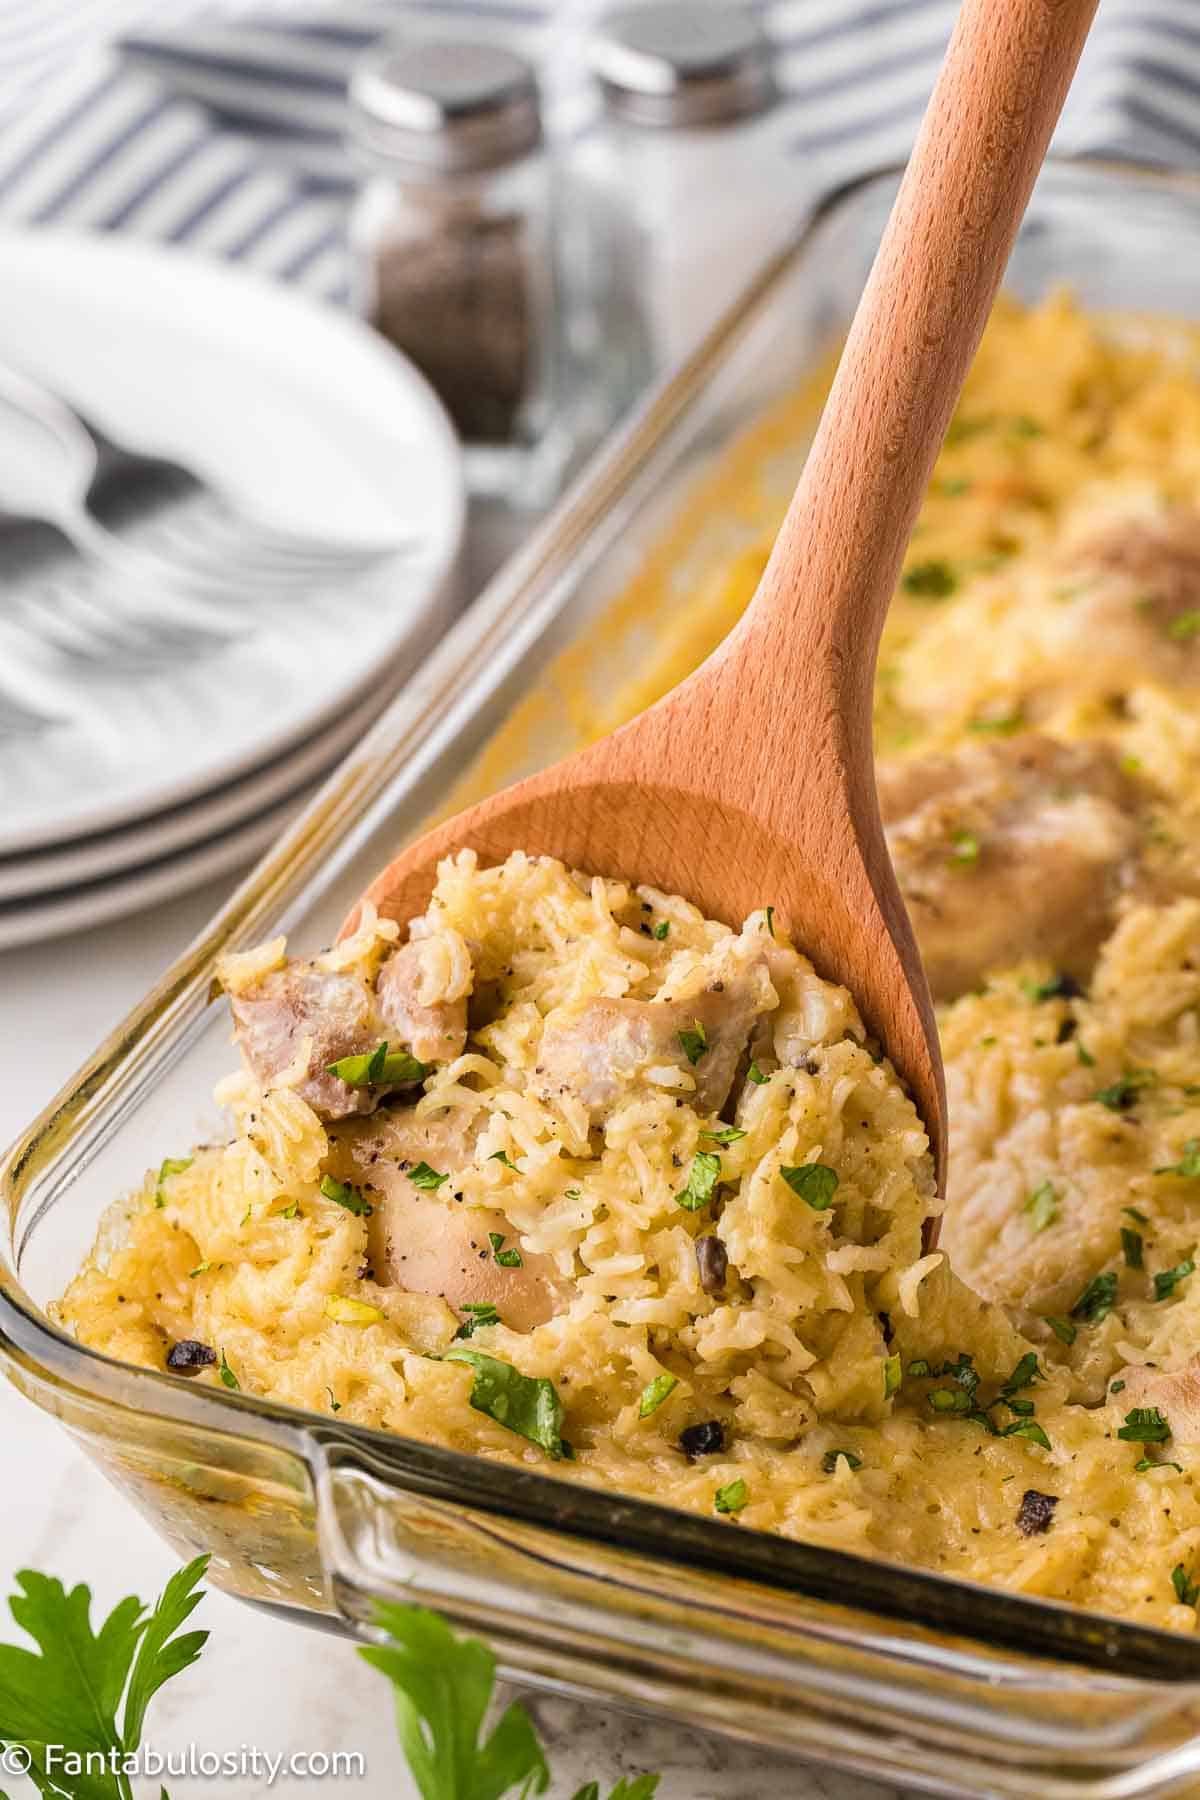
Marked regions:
[878,736,1145,1001]
[1051,512,1200,695]
[377,939,468,1066]
[1117,1358,1200,1444]
[533,978,766,1124]
[328,1107,571,1332]
[230,964,414,1122]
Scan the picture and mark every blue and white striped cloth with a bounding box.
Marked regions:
[1,0,1199,309]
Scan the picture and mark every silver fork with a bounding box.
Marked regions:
[0,360,410,601]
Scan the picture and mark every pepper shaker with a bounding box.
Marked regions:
[348,41,563,497]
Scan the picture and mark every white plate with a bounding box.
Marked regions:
[0,673,392,904]
[0,783,310,951]
[0,228,464,856]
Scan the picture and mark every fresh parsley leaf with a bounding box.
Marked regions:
[320,1175,373,1217]
[1118,1407,1171,1444]
[949,830,980,866]
[652,920,670,940]
[154,1156,192,1209]
[999,1352,1042,1398]
[1022,973,1083,1003]
[1173,1564,1200,1607]
[1121,1227,1144,1270]
[218,1352,239,1391]
[714,1479,748,1514]
[1137,1457,1183,1473]
[906,1359,932,1378]
[928,1386,972,1414]
[638,1374,678,1418]
[1076,1040,1096,1067]
[1154,1257,1196,1301]
[280,1198,300,1220]
[360,1602,551,1800]
[1093,1070,1155,1112]
[453,1303,502,1340]
[883,1353,902,1399]
[328,1042,427,1088]
[902,559,958,598]
[700,1126,747,1145]
[0,1556,209,1795]
[489,1151,519,1171]
[676,1151,722,1213]
[677,1021,708,1066]
[780,1162,839,1210]
[822,1448,863,1473]
[746,1062,769,1085]
[487,1233,523,1269]
[764,906,776,938]
[1001,1419,1052,1450]
[1024,1181,1058,1233]
[443,1349,569,1459]
[1156,1140,1200,1179]
[1124,1206,1150,1224]
[409,1161,450,1191]
[1044,1315,1077,1345]
[1070,1271,1118,1325]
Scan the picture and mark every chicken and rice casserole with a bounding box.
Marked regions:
[59,293,1200,1632]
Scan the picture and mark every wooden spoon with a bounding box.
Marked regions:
[348,0,1098,1192]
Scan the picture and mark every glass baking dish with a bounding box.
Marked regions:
[7,159,1200,1800]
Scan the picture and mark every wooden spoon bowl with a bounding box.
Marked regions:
[347,0,1099,1195]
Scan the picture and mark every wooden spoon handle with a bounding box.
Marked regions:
[725,0,1098,803]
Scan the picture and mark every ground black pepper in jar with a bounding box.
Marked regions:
[349,42,556,475]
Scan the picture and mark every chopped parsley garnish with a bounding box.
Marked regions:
[489,1150,519,1170]
[638,1373,678,1418]
[1093,1070,1155,1112]
[326,1388,342,1413]
[653,920,670,940]
[1121,1227,1144,1270]
[1070,1271,1118,1325]
[1025,1181,1058,1233]
[966,710,1023,736]
[1137,1456,1183,1473]
[1011,414,1044,438]
[1022,972,1084,1003]
[1168,610,1200,642]
[949,830,980,866]
[1003,1419,1051,1450]
[929,1385,972,1414]
[907,1359,932,1378]
[1076,1041,1096,1067]
[408,1161,449,1191]
[902,559,958,598]
[328,1042,427,1088]
[781,1162,839,1211]
[1124,1206,1150,1224]
[1044,1315,1077,1345]
[1118,1407,1171,1443]
[714,1479,748,1515]
[218,1352,239,1391]
[701,1126,747,1145]
[883,1353,902,1399]
[1172,1564,1200,1607]
[999,1352,1042,1398]
[677,1021,708,1065]
[746,1061,769,1085]
[453,1303,501,1340]
[676,1150,722,1212]
[921,1353,1050,1447]
[764,906,776,938]
[319,1174,373,1217]
[822,1448,863,1473]
[488,1232,523,1268]
[280,1198,300,1219]
[442,1348,569,1458]
[1154,1257,1195,1301]
[188,1262,211,1280]
[154,1155,192,1209]
[1156,1140,1200,1179]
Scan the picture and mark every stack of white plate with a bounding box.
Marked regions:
[0,232,465,949]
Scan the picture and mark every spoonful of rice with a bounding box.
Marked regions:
[349,0,1098,1189]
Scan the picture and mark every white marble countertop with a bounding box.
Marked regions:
[0,897,923,1800]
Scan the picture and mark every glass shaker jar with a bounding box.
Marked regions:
[585,2,781,371]
[348,41,561,498]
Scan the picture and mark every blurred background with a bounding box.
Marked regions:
[1,2,1199,1794]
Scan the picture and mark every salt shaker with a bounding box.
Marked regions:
[585,2,781,370]
[348,41,560,495]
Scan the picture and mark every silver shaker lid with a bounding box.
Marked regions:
[589,2,775,128]
[349,41,542,174]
